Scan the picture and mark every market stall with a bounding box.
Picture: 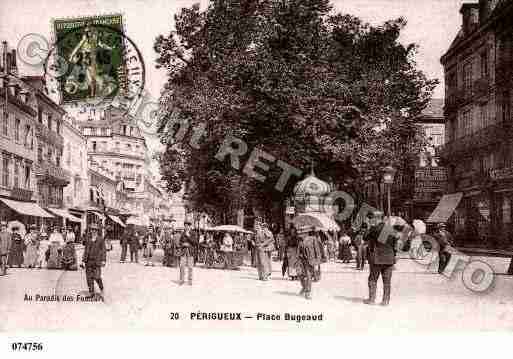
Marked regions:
[203,225,253,269]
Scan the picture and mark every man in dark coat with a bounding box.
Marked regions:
[178,221,197,285]
[0,221,11,276]
[128,229,140,263]
[434,223,454,274]
[297,226,324,300]
[119,226,130,263]
[82,224,106,296]
[364,212,399,306]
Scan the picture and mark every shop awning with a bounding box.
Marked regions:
[108,215,126,227]
[426,193,463,223]
[0,198,54,218]
[46,208,82,223]
[90,211,105,220]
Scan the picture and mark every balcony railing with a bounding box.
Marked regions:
[34,160,70,185]
[444,89,466,114]
[39,196,63,208]
[438,122,503,159]
[35,122,64,149]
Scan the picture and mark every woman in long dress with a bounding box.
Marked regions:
[8,227,24,268]
[286,227,300,280]
[23,226,40,269]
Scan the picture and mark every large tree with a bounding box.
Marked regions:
[155,0,437,224]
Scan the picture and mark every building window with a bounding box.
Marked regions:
[13,160,19,188]
[38,108,42,123]
[14,118,20,142]
[2,109,8,136]
[480,50,488,78]
[502,91,510,124]
[37,146,43,163]
[1,155,8,187]
[24,125,30,148]
[25,165,30,189]
[92,141,97,152]
[479,103,488,130]
[463,62,473,98]
[123,125,127,136]
[56,120,60,134]
[47,114,52,131]
[503,197,511,224]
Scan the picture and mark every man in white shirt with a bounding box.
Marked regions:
[222,232,234,270]
[49,226,65,246]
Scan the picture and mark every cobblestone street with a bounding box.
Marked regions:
[1,243,513,332]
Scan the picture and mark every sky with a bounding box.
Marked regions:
[0,0,469,172]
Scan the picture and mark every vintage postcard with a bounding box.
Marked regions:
[1,0,513,353]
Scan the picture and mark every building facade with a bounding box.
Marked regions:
[23,75,70,211]
[0,41,73,227]
[440,0,513,247]
[60,114,89,230]
[77,105,150,193]
[0,46,40,220]
[364,99,447,221]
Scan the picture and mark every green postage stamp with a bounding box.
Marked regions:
[52,14,127,103]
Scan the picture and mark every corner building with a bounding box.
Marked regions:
[440,0,513,248]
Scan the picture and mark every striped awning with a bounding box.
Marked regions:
[46,208,82,223]
[108,215,125,227]
[0,198,54,218]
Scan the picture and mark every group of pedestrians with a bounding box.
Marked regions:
[0,221,82,276]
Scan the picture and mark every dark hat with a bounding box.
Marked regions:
[184,220,192,226]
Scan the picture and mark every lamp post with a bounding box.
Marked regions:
[382,165,397,218]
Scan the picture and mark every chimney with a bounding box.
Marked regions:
[460,3,480,35]
[1,41,7,74]
[10,49,17,75]
[5,52,11,76]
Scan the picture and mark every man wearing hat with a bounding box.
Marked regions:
[297,225,324,300]
[82,223,107,296]
[128,227,141,263]
[65,226,75,244]
[255,222,275,281]
[177,220,197,285]
[364,211,399,306]
[434,222,454,274]
[0,221,11,276]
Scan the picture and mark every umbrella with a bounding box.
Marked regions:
[8,220,26,238]
[207,225,253,234]
[412,219,426,234]
[292,213,340,231]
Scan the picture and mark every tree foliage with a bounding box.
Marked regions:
[155,0,438,223]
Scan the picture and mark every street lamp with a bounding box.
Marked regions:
[382,165,397,218]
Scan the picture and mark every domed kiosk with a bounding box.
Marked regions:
[291,168,340,231]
